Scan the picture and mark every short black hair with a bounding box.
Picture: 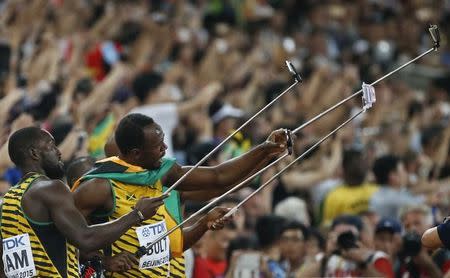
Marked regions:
[373,154,401,185]
[342,148,367,185]
[255,215,285,249]
[331,215,364,232]
[343,148,363,172]
[421,125,444,148]
[8,127,46,167]
[132,71,163,103]
[115,114,155,155]
[116,20,142,45]
[281,220,310,240]
[65,156,96,188]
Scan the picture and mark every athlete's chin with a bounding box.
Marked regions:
[47,173,65,180]
[46,166,65,180]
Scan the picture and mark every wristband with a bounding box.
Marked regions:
[135,209,145,222]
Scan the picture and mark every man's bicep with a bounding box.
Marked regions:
[169,165,218,191]
[41,181,90,245]
[180,187,232,202]
[72,178,112,217]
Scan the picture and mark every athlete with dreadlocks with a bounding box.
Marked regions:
[0,127,167,277]
[72,113,288,277]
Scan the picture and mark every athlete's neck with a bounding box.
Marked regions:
[20,164,45,177]
[118,155,141,168]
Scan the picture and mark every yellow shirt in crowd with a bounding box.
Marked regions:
[321,183,379,226]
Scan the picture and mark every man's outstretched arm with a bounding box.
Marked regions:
[167,129,288,191]
[40,179,165,252]
[179,154,271,202]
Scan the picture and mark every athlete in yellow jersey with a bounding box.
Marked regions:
[72,113,288,277]
[0,127,171,277]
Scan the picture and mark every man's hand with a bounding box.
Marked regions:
[199,81,223,107]
[103,251,138,272]
[413,247,435,267]
[264,129,289,158]
[134,194,168,220]
[340,246,373,265]
[205,207,233,230]
[412,247,443,278]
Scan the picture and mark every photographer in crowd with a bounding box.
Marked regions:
[298,215,394,277]
[399,204,450,278]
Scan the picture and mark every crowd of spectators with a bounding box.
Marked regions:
[1,0,450,277]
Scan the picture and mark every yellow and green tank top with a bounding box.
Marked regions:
[0,173,79,278]
[73,156,186,278]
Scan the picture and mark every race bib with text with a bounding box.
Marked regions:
[2,234,36,278]
[136,221,171,269]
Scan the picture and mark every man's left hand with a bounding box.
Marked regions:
[205,207,233,230]
[264,129,289,158]
[103,251,138,272]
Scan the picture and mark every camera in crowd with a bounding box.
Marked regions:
[336,231,359,250]
[401,232,422,258]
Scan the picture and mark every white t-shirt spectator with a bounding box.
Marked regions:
[369,186,425,219]
[129,103,178,158]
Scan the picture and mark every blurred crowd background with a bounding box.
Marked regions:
[1,0,450,277]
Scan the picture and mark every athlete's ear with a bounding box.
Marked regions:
[29,147,40,161]
[129,148,141,158]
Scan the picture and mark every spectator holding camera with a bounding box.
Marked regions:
[398,204,447,278]
[298,215,394,277]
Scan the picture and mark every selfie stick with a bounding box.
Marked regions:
[225,25,441,217]
[223,85,377,217]
[136,25,440,258]
[225,25,441,214]
[136,83,372,258]
[163,61,302,195]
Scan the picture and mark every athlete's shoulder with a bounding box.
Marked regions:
[33,178,69,194]
[23,178,71,206]
[73,177,111,193]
